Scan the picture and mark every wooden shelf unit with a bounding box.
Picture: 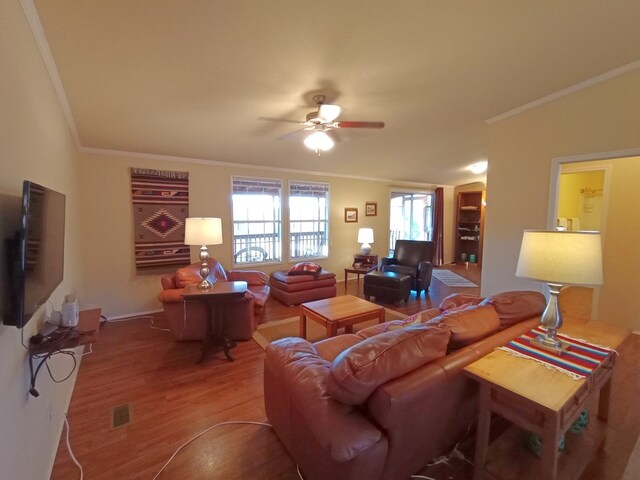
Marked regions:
[455,190,485,265]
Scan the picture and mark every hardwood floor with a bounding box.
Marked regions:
[51,264,639,480]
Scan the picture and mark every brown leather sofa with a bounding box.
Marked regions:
[264,291,545,480]
[380,240,435,297]
[158,260,270,341]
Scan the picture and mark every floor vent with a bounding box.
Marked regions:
[110,403,132,429]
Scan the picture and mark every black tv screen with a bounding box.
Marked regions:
[3,181,65,328]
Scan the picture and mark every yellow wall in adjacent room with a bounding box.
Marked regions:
[484,67,640,331]
[0,1,84,478]
[77,152,453,317]
[557,170,605,222]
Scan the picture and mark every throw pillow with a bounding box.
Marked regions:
[327,325,450,405]
[288,262,322,277]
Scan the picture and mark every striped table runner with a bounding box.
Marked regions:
[498,327,613,380]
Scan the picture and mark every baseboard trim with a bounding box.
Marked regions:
[106,309,162,321]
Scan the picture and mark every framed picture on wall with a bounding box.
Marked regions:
[344,208,358,223]
[365,202,377,216]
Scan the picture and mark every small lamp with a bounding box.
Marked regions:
[184,217,223,289]
[357,228,374,255]
[516,230,603,353]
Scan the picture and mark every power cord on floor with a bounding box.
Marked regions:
[64,414,83,480]
[151,420,272,479]
[107,315,172,332]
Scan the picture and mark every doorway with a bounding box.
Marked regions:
[549,152,640,330]
[388,190,434,255]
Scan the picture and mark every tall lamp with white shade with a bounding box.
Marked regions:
[516,230,603,353]
[358,228,374,255]
[184,217,223,289]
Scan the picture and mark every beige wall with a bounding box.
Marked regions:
[483,67,640,331]
[77,152,447,317]
[0,0,83,478]
[596,156,640,330]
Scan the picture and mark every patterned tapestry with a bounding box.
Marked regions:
[131,168,190,272]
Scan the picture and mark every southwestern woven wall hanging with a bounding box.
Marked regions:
[130,168,190,272]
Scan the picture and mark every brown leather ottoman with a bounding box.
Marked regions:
[269,270,337,306]
[364,270,412,303]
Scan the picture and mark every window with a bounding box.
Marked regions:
[389,191,433,253]
[289,181,329,260]
[232,177,281,265]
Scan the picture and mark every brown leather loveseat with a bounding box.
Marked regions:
[264,291,545,480]
[158,260,270,341]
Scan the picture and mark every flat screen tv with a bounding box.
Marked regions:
[2,181,66,328]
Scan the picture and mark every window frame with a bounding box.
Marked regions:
[287,180,330,262]
[231,176,283,267]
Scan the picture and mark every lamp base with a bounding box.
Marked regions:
[360,243,372,255]
[531,334,569,355]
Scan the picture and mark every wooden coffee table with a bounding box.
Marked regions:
[299,295,385,339]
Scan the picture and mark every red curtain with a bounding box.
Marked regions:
[433,187,444,266]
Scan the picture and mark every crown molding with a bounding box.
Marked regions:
[20,0,81,148]
[486,59,640,124]
[78,146,442,187]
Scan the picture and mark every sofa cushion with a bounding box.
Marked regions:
[327,325,450,405]
[288,262,322,277]
[175,265,204,288]
[439,293,484,311]
[479,290,546,329]
[437,305,500,351]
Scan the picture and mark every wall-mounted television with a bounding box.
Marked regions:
[2,181,66,328]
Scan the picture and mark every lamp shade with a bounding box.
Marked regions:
[184,217,223,246]
[516,230,603,286]
[357,228,374,244]
[304,131,334,152]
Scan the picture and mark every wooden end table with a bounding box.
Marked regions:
[299,295,385,339]
[464,322,629,480]
[344,264,377,291]
[181,281,248,363]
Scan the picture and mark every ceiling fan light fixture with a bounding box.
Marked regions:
[304,131,334,152]
[318,104,341,122]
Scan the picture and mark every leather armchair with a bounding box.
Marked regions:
[158,260,270,341]
[380,240,435,297]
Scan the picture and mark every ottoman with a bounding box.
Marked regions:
[269,270,337,306]
[364,271,412,303]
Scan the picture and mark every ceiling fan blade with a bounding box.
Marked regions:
[277,127,313,141]
[257,116,304,124]
[318,104,341,122]
[333,121,385,129]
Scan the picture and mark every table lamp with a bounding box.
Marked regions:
[516,230,603,353]
[358,228,374,255]
[184,217,223,289]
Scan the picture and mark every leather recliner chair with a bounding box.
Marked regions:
[158,260,270,341]
[380,240,435,297]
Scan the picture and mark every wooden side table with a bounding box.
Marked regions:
[344,265,376,291]
[181,282,248,363]
[464,322,628,480]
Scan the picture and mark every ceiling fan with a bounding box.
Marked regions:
[267,95,385,153]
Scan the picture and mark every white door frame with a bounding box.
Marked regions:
[547,147,640,320]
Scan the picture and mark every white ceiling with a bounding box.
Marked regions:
[32,0,640,186]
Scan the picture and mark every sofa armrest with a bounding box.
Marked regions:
[417,261,433,285]
[265,338,385,462]
[158,288,184,303]
[227,269,269,286]
[380,257,396,267]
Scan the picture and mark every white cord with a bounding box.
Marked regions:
[64,414,83,480]
[151,420,272,479]
[410,476,436,480]
[296,464,304,479]
[107,315,172,332]
[81,343,93,357]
